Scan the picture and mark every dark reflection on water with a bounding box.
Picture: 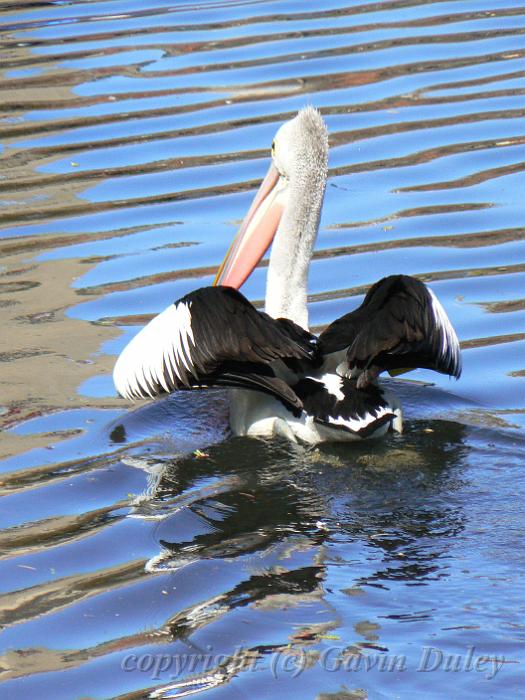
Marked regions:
[141,420,468,593]
[2,0,525,698]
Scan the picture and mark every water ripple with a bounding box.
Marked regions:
[1,1,525,698]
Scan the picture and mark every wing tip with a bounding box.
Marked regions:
[113,302,192,402]
[427,287,463,380]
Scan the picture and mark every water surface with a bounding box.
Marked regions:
[1,1,525,698]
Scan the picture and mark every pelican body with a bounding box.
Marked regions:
[113,108,461,444]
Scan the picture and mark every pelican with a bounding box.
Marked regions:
[113,107,461,443]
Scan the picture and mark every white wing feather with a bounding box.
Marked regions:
[113,302,194,400]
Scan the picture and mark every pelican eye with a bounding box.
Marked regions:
[271,140,275,156]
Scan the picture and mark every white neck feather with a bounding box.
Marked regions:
[265,159,327,330]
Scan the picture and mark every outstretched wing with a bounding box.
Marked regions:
[319,275,461,381]
[113,286,318,412]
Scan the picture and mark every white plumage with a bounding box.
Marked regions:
[317,373,345,401]
[429,288,461,367]
[114,302,195,400]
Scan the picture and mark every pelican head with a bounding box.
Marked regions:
[214,107,328,312]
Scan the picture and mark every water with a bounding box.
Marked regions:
[1,1,525,698]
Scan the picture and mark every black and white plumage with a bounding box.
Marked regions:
[113,286,318,414]
[114,108,462,444]
[319,275,461,387]
[293,375,396,438]
[114,277,458,443]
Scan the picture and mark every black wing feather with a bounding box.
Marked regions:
[319,275,461,380]
[113,286,317,413]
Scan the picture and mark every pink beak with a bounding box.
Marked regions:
[213,163,286,289]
